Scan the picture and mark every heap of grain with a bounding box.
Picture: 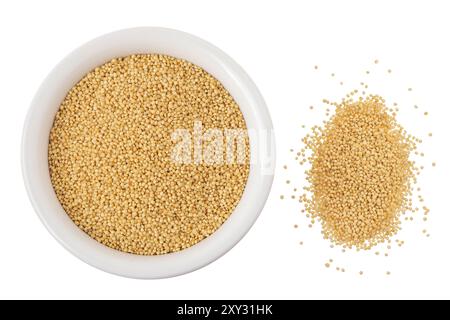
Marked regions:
[299,94,419,250]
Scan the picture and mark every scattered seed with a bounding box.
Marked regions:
[287,62,432,277]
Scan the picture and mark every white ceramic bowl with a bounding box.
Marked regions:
[22,27,275,279]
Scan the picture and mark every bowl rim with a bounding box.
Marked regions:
[21,27,275,279]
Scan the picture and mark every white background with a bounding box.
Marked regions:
[1,0,449,299]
